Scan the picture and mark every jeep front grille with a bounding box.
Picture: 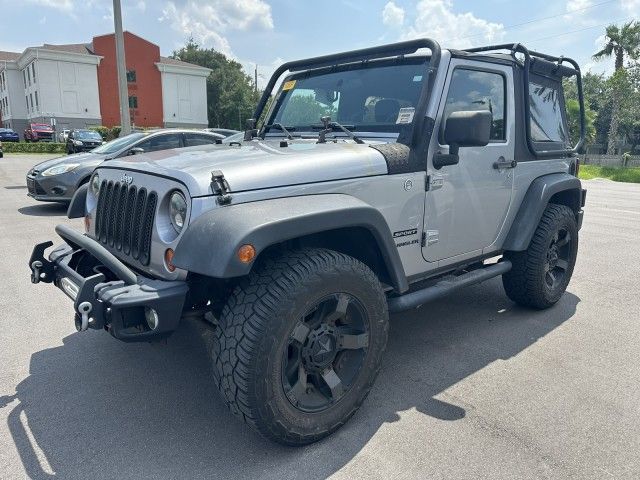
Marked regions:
[94,180,157,266]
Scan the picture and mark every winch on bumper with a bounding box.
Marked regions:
[29,224,188,342]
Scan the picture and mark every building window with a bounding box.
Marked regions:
[126,70,137,83]
[25,95,28,110]
[30,93,33,112]
[27,67,31,86]
[32,63,36,82]
[128,96,138,109]
[35,91,39,109]
[23,71,27,88]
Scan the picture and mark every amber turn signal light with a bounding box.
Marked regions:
[237,244,256,263]
[165,248,176,272]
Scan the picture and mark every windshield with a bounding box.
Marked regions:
[76,130,103,141]
[267,58,429,136]
[91,133,146,155]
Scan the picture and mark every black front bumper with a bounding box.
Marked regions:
[29,225,188,342]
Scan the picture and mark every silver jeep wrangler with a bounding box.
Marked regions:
[29,39,587,445]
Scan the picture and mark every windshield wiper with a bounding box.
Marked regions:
[262,123,295,139]
[317,116,364,144]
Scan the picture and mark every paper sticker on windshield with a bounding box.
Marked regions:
[396,107,415,124]
[413,75,423,82]
[282,80,296,91]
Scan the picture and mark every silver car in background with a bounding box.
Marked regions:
[26,129,224,203]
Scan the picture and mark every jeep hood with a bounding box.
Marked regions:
[98,140,388,196]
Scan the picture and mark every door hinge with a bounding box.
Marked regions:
[425,175,431,191]
[421,231,427,247]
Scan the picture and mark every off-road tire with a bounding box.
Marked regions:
[502,203,578,309]
[210,248,389,445]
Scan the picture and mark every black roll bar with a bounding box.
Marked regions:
[465,43,586,157]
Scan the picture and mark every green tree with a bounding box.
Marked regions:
[171,39,259,130]
[564,73,604,147]
[592,21,640,154]
[565,98,596,144]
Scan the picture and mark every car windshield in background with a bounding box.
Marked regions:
[267,58,429,135]
[91,132,146,155]
[77,131,103,141]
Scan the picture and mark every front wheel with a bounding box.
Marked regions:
[210,248,389,445]
[502,203,578,309]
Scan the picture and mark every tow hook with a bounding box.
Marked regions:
[31,261,43,284]
[75,301,92,332]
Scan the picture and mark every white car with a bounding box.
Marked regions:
[58,129,70,143]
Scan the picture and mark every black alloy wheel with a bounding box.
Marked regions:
[281,292,370,413]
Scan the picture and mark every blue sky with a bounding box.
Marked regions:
[0,0,638,85]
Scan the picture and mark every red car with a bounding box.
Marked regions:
[24,123,55,142]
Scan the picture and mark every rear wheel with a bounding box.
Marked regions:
[210,248,389,445]
[502,203,578,309]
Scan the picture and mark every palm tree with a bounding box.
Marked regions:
[593,21,640,72]
[593,21,640,154]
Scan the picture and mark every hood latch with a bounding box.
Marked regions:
[211,170,232,205]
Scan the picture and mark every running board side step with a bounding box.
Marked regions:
[388,260,512,313]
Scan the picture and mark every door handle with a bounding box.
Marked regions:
[493,157,517,169]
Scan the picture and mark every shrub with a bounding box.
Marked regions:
[89,126,110,141]
[2,142,66,154]
[89,125,121,141]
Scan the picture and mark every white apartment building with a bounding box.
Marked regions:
[1,33,211,139]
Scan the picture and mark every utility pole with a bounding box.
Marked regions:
[254,64,258,94]
[113,0,131,136]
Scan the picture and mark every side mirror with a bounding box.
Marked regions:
[433,110,492,169]
[128,147,144,156]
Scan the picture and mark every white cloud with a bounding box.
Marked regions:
[159,0,274,57]
[621,0,640,17]
[566,0,592,13]
[402,0,504,48]
[25,0,73,11]
[382,2,405,27]
[136,1,146,12]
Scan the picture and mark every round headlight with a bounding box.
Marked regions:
[90,173,100,196]
[169,191,187,233]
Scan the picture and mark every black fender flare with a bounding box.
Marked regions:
[67,183,88,219]
[503,173,582,251]
[173,194,409,293]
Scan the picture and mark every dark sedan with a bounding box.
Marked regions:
[0,128,20,142]
[27,129,224,203]
[66,129,105,154]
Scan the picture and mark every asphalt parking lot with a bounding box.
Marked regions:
[1,153,639,479]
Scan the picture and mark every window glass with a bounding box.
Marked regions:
[529,83,567,143]
[184,133,219,147]
[137,133,182,153]
[32,63,36,82]
[128,96,138,109]
[126,70,136,83]
[279,89,340,126]
[92,132,146,155]
[268,59,429,133]
[443,68,506,141]
[76,130,102,140]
